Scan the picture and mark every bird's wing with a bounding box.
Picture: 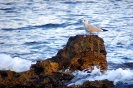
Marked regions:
[89,25,102,32]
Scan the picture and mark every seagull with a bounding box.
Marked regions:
[82,20,108,34]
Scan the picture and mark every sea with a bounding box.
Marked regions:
[0,0,133,87]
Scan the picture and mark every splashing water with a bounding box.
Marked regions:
[0,54,33,72]
[67,66,133,86]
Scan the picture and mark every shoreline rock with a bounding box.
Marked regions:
[0,35,114,88]
[50,35,108,73]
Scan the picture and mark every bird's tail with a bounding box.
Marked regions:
[102,28,108,31]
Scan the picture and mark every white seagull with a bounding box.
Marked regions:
[82,20,108,34]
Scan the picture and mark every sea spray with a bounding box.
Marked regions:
[67,66,133,86]
[0,54,33,72]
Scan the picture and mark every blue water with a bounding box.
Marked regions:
[0,0,133,80]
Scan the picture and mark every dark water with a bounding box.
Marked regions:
[0,0,133,86]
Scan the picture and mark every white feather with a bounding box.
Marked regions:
[82,20,106,34]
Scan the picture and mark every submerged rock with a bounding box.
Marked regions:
[68,80,114,88]
[0,35,113,88]
[82,80,114,88]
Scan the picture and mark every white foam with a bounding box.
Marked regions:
[0,53,34,72]
[68,66,133,86]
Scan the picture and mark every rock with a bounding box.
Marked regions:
[67,80,114,88]
[0,70,36,87]
[81,79,114,88]
[51,35,108,73]
[31,35,107,73]
[32,60,59,75]
[0,70,74,88]
[0,35,113,87]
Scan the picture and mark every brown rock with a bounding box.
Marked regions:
[0,35,112,88]
[31,35,107,73]
[32,60,59,75]
[80,80,114,88]
[81,80,114,88]
[52,35,108,73]
[67,80,114,88]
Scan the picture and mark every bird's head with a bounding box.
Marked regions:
[82,20,88,24]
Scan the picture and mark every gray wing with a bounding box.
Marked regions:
[88,24,102,32]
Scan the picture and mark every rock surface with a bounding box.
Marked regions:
[51,35,108,73]
[68,80,114,88]
[0,35,113,88]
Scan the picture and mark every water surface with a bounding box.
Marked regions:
[0,0,133,86]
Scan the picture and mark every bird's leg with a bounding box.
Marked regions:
[90,33,93,35]
[84,31,87,37]
[84,34,86,37]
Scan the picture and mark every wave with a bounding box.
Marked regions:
[0,53,34,72]
[67,66,133,86]
[1,23,69,31]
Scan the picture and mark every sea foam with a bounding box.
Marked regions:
[0,53,33,72]
[68,66,133,86]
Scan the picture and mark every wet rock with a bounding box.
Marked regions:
[51,35,108,73]
[0,35,113,87]
[32,60,59,75]
[0,70,36,87]
[81,80,114,88]
[67,80,114,88]
[0,70,74,88]
[31,35,108,73]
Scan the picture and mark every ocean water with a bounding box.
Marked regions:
[0,0,133,86]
